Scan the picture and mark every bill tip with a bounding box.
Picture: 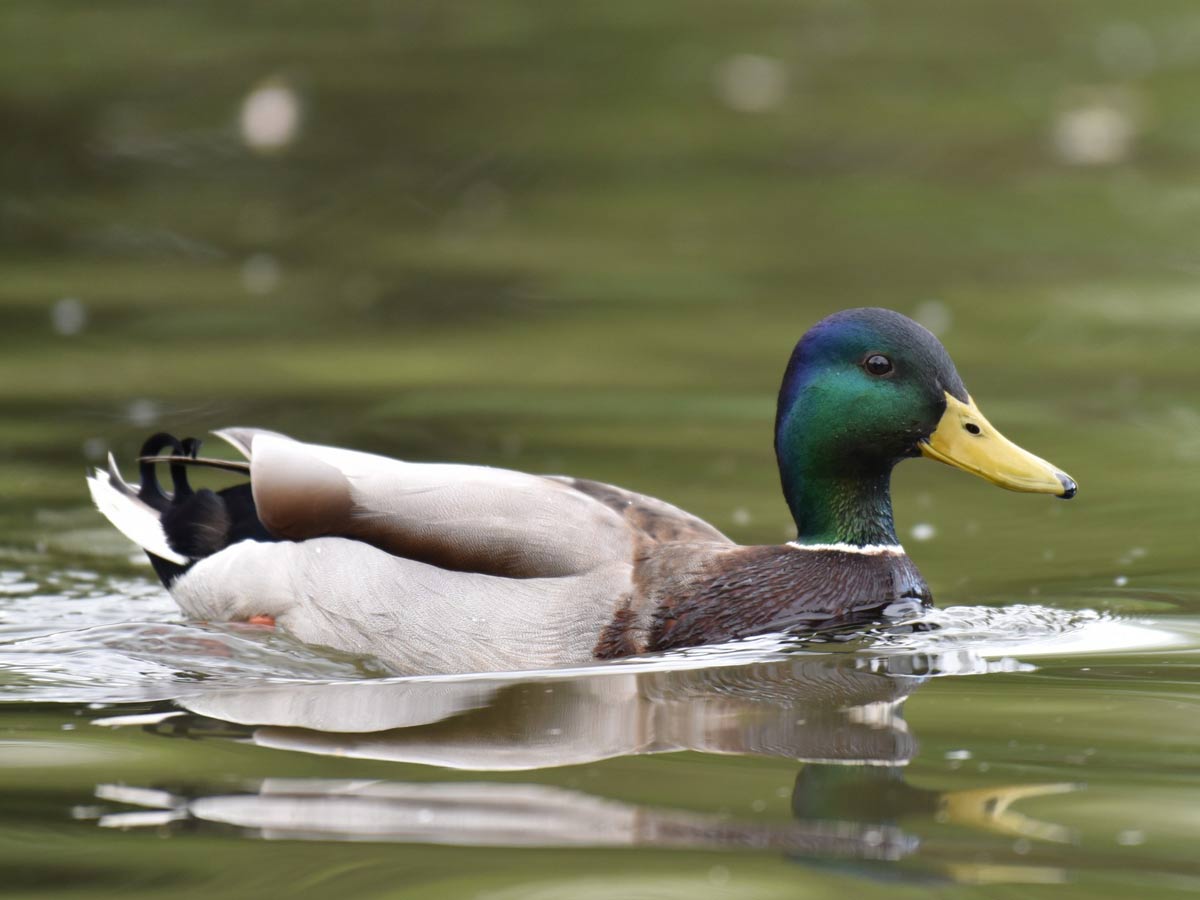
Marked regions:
[1056,472,1077,500]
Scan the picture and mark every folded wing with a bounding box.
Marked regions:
[222,429,720,579]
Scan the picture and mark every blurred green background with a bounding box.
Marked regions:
[4,2,1200,897]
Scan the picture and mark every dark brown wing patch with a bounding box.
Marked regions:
[560,477,731,545]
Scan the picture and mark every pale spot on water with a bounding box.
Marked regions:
[126,399,159,428]
[713,54,787,113]
[240,80,302,153]
[51,297,87,336]
[1053,89,1139,166]
[242,253,281,295]
[911,522,936,542]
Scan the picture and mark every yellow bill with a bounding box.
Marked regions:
[920,393,1076,498]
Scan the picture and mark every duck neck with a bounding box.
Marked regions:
[776,446,900,548]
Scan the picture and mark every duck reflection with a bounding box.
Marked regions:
[98,778,916,860]
[95,651,1077,882]
[166,652,920,768]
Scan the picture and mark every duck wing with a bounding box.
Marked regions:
[546,476,732,546]
[218,429,645,578]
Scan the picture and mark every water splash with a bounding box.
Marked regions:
[863,604,1190,659]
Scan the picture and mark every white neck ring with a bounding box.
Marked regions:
[786,541,906,556]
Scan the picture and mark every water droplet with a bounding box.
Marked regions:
[910,523,936,542]
[731,507,752,527]
[945,749,972,760]
[1114,575,1128,587]
[126,399,159,427]
[51,297,87,336]
[1116,829,1146,846]
[713,54,788,113]
[241,253,281,295]
[240,80,302,153]
[1053,90,1139,166]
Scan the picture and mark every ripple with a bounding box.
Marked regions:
[0,621,385,704]
[863,604,1197,659]
[3,561,1199,706]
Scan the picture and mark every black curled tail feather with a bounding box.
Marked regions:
[138,432,274,586]
[137,433,185,511]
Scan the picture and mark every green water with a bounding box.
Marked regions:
[4,1,1200,896]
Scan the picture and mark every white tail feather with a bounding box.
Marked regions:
[86,458,189,565]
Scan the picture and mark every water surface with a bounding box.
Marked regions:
[4,1,1200,896]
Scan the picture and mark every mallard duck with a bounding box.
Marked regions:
[88,308,1075,674]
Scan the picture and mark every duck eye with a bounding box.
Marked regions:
[864,354,893,377]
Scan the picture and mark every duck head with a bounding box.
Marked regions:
[775,308,1075,547]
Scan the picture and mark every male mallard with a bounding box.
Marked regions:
[88,308,1075,674]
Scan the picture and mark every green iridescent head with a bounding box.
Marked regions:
[774,308,1075,546]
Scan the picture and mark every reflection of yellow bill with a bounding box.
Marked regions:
[921,394,1076,498]
[939,781,1082,843]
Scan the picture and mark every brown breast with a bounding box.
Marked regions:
[595,544,930,659]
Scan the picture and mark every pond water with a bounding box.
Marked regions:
[5,1,1200,897]
[4,557,1200,897]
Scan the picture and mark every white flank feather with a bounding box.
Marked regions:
[86,458,189,565]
